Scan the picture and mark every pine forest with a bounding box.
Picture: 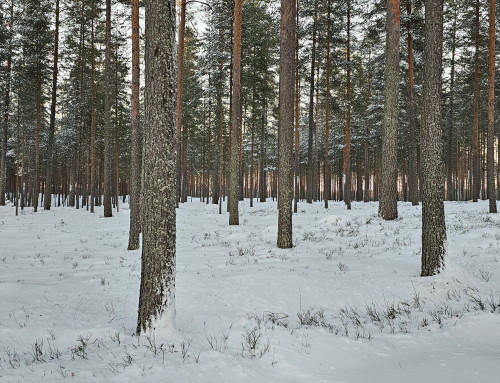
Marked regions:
[0,0,499,381]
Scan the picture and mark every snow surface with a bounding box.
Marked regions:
[0,199,499,382]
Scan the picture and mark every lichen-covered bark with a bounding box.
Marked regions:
[229,0,242,225]
[136,0,177,334]
[379,0,400,220]
[487,0,497,213]
[277,0,296,249]
[421,0,446,277]
[128,0,141,250]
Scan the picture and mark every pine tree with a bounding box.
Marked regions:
[128,0,141,250]
[137,0,177,334]
[487,0,496,213]
[43,0,60,210]
[103,0,112,217]
[229,0,242,225]
[0,1,13,206]
[277,0,296,249]
[421,0,446,276]
[379,0,400,220]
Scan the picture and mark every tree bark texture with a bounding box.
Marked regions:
[128,0,141,250]
[277,0,296,249]
[324,0,331,208]
[487,0,497,213]
[294,0,300,213]
[473,0,480,202]
[344,0,352,210]
[137,0,177,334]
[103,0,113,217]
[229,0,242,225]
[176,0,187,204]
[421,0,446,276]
[379,0,400,220]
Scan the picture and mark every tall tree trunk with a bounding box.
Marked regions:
[176,0,187,204]
[137,0,177,334]
[277,0,296,248]
[34,41,42,211]
[487,0,497,213]
[407,0,419,206]
[314,63,320,201]
[128,0,141,250]
[0,1,13,206]
[103,0,113,217]
[344,0,352,210]
[21,116,25,210]
[294,0,300,213]
[44,0,60,210]
[90,16,96,214]
[16,103,20,216]
[229,0,242,225]
[324,0,331,208]
[114,51,120,213]
[421,0,446,276]
[250,130,254,207]
[364,132,370,202]
[379,0,400,220]
[250,47,256,208]
[473,0,480,202]
[214,17,224,209]
[306,0,318,204]
[446,1,457,201]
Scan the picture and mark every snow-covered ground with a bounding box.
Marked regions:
[0,199,499,382]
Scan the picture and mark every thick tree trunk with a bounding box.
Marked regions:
[277,0,296,249]
[137,0,177,334]
[421,0,446,276]
[229,0,242,225]
[487,0,497,213]
[379,0,400,220]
